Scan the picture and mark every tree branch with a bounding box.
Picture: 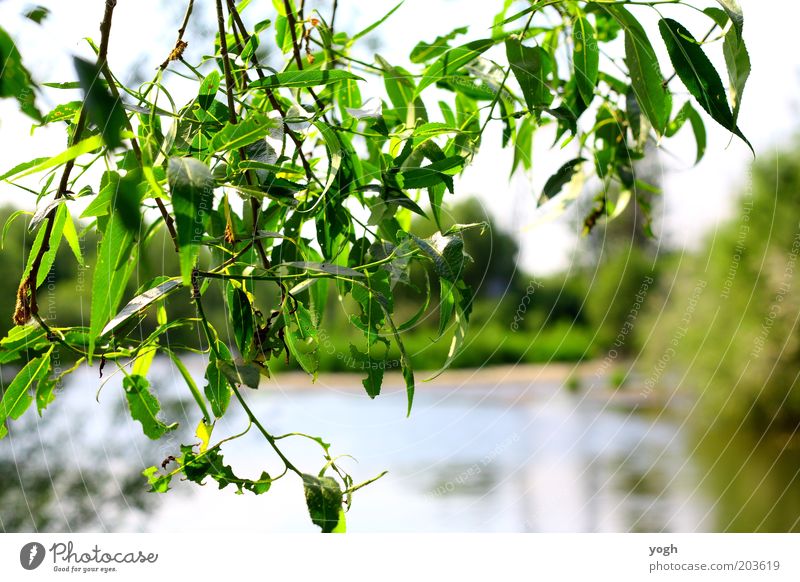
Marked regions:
[14,0,117,326]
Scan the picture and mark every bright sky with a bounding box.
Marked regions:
[1,0,798,275]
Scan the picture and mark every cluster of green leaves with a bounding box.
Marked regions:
[0,0,749,531]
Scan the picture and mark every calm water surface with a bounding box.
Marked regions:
[2,357,798,532]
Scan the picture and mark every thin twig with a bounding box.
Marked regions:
[159,0,194,69]
[15,0,115,326]
[226,0,320,186]
[280,0,328,116]
[330,0,339,35]
[193,281,302,477]
[215,0,238,124]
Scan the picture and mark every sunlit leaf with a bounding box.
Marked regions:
[0,352,50,438]
[249,70,362,90]
[168,157,215,286]
[123,374,178,439]
[573,16,599,105]
[302,474,344,533]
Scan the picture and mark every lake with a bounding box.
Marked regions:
[2,357,799,532]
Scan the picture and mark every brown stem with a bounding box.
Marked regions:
[281,0,328,116]
[226,0,320,186]
[14,0,116,326]
[216,0,270,269]
[330,0,338,34]
[282,0,305,70]
[215,0,238,124]
[99,67,178,249]
[160,0,194,69]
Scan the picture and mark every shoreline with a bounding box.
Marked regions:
[265,361,602,391]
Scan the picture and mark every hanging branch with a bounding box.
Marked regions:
[14,0,118,326]
[225,0,320,186]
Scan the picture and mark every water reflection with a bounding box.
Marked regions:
[1,358,798,532]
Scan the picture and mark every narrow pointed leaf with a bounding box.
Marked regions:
[722,27,750,125]
[168,157,214,286]
[249,70,362,90]
[603,5,670,134]
[659,18,751,150]
[102,279,181,336]
[505,39,553,110]
[74,57,126,149]
[417,39,494,95]
[0,352,50,437]
[210,114,279,153]
[573,16,599,105]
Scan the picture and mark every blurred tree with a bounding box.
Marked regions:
[639,141,800,432]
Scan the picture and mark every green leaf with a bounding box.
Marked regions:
[143,466,172,493]
[302,474,344,533]
[351,1,404,41]
[35,377,57,416]
[602,5,670,135]
[280,261,364,278]
[61,208,84,266]
[0,157,47,181]
[0,26,41,120]
[227,283,255,360]
[0,326,48,365]
[74,57,127,149]
[0,352,51,437]
[205,344,233,418]
[39,101,82,125]
[313,121,344,201]
[417,39,495,95]
[666,102,706,165]
[348,344,385,398]
[181,445,271,494]
[219,361,261,389]
[23,204,67,289]
[210,114,279,153]
[249,69,362,90]
[410,26,468,63]
[659,18,750,149]
[89,172,142,359]
[24,6,50,25]
[350,270,392,345]
[165,350,212,422]
[505,39,554,110]
[573,16,599,105]
[542,158,585,200]
[168,157,215,286]
[400,155,465,192]
[438,278,456,338]
[284,300,319,377]
[9,135,104,179]
[425,280,473,382]
[382,305,415,415]
[716,0,743,38]
[123,374,177,439]
[101,279,181,337]
[722,25,750,126]
[410,233,466,282]
[198,70,221,110]
[375,55,419,124]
